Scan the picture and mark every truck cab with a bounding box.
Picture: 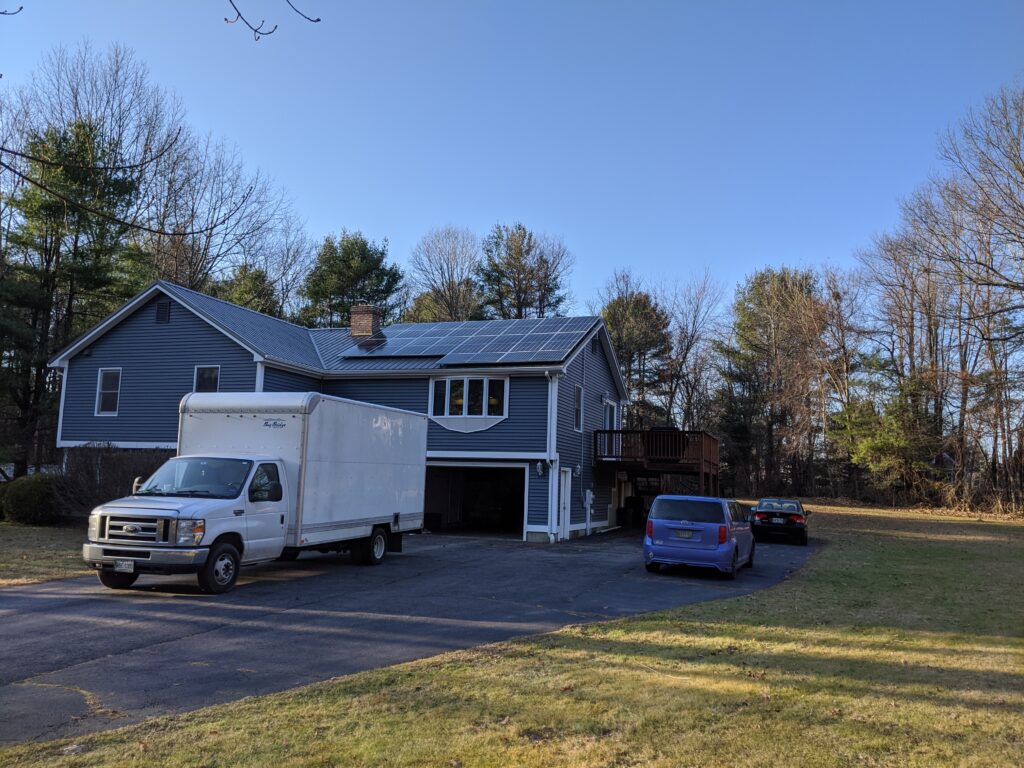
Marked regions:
[84,454,290,593]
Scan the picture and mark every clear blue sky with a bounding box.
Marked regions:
[2,1,1023,309]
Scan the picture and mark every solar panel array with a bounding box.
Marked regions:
[341,316,599,366]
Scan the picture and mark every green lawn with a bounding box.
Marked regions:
[3,503,1023,767]
[0,520,90,586]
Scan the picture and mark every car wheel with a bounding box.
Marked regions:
[97,570,138,590]
[747,541,755,569]
[726,552,739,580]
[198,542,240,594]
[645,562,660,573]
[353,527,388,566]
[797,530,808,546]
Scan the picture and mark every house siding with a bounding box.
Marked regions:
[322,378,428,413]
[60,296,257,445]
[427,376,548,454]
[529,465,550,527]
[263,367,321,393]
[557,337,619,527]
[323,376,548,455]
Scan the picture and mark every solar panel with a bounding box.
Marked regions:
[342,316,600,365]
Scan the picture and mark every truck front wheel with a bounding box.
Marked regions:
[198,542,240,593]
[97,570,138,589]
[353,527,388,566]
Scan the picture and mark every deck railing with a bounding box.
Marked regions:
[593,429,720,466]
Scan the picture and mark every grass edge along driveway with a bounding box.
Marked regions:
[4,503,1023,767]
[0,521,89,587]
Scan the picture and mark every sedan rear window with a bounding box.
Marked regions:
[648,499,725,523]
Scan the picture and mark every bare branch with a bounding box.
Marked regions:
[225,0,321,41]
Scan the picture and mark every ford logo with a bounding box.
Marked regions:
[123,524,141,534]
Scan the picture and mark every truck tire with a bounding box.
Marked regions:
[97,570,138,589]
[197,542,240,594]
[353,527,388,566]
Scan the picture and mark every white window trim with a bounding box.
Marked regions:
[193,365,221,393]
[95,367,121,417]
[602,397,618,430]
[573,384,583,432]
[428,376,509,433]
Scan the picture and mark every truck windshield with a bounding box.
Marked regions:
[136,458,253,499]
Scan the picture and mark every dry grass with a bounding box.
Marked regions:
[0,520,90,586]
[3,503,1023,767]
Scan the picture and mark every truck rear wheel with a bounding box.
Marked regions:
[97,571,138,590]
[353,527,388,566]
[198,542,240,593]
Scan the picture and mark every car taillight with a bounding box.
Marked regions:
[791,515,806,525]
[718,525,727,544]
[754,512,767,521]
[646,519,653,539]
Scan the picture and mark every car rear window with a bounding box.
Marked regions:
[757,500,800,512]
[648,499,725,523]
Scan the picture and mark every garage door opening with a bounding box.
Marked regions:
[424,466,525,536]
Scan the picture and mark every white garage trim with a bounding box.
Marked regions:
[426,461,530,541]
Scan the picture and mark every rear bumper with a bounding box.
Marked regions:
[644,539,734,572]
[83,543,208,575]
[752,522,806,535]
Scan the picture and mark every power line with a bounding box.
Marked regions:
[0,157,255,238]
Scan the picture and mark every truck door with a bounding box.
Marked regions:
[244,462,287,561]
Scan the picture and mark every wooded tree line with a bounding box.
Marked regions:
[604,85,1024,509]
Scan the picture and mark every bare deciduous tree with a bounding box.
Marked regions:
[409,226,482,321]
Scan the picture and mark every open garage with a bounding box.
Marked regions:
[424,465,527,535]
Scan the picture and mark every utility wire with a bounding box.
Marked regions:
[0,127,182,173]
[0,157,255,237]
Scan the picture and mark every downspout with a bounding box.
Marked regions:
[546,370,560,543]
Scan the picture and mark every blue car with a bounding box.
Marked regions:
[643,495,755,579]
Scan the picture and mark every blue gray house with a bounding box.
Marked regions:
[49,281,634,541]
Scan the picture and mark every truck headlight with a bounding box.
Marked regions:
[176,519,205,546]
[87,513,100,541]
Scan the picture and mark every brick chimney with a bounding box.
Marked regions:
[350,303,382,337]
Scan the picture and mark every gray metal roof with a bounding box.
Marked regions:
[158,281,325,370]
[51,281,624,396]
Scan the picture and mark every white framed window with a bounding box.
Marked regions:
[429,377,509,433]
[574,384,583,431]
[430,377,508,418]
[194,365,220,393]
[95,368,121,416]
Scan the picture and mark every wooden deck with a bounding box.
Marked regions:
[593,429,721,495]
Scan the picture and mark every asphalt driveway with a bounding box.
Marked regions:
[0,531,816,744]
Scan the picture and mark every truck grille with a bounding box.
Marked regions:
[101,515,171,544]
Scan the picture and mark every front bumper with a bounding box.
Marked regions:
[83,543,209,575]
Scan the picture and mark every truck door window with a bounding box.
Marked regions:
[249,464,281,503]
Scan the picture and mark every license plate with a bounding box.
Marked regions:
[114,559,135,573]
[672,529,693,539]
[771,517,785,524]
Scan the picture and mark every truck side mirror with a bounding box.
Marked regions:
[132,476,144,495]
[266,481,283,502]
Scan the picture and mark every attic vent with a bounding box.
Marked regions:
[590,337,598,354]
[155,300,171,324]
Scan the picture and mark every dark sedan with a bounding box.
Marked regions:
[751,498,809,545]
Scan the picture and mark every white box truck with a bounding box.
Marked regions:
[83,392,428,593]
